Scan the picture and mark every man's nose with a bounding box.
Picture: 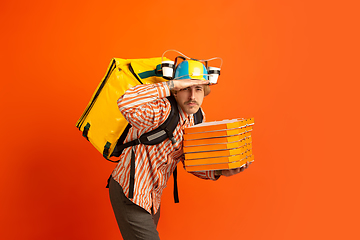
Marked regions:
[189,88,196,99]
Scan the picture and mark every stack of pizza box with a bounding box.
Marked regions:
[183,118,254,172]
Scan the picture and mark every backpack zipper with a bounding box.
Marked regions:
[128,63,144,84]
[76,59,117,129]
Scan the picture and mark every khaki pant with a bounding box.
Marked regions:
[109,177,161,240]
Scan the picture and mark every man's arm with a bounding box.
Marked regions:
[117,82,171,129]
[117,80,210,129]
[215,162,251,177]
[184,161,251,180]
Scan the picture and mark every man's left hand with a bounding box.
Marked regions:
[221,162,251,177]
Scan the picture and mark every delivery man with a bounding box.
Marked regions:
[108,60,250,240]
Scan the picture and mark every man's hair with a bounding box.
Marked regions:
[203,85,211,96]
[171,84,211,96]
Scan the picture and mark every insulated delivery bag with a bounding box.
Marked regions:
[76,57,170,161]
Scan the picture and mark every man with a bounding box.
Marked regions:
[109,60,250,240]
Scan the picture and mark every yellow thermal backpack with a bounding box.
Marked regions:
[76,57,171,161]
[76,57,204,202]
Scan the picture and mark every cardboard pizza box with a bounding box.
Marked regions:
[185,144,252,159]
[184,132,251,147]
[183,118,255,171]
[185,149,253,166]
[183,125,253,141]
[185,155,254,172]
[184,118,254,134]
[184,136,252,153]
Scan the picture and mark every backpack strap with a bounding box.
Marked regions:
[138,95,179,145]
[129,96,179,198]
[108,96,180,198]
[173,106,203,203]
[110,95,179,158]
[194,107,203,125]
[173,165,179,203]
[107,96,204,204]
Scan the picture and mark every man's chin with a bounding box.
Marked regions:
[185,106,199,115]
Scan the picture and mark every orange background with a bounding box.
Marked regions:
[1,0,359,239]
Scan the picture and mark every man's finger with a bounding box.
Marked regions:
[191,80,210,85]
[242,164,248,171]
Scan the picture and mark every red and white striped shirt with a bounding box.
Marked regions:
[111,82,217,214]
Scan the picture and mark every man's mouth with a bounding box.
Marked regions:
[185,101,198,106]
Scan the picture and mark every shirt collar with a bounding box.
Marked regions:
[177,103,194,126]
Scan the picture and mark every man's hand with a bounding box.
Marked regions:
[220,162,251,177]
[167,79,210,91]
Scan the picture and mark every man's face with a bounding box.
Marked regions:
[174,85,205,115]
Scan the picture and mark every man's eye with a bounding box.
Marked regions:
[196,87,203,91]
[181,87,190,91]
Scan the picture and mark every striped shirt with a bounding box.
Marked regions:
[111,82,218,214]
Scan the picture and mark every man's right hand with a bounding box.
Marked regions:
[167,80,210,91]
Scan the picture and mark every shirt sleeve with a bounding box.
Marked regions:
[189,170,220,181]
[180,153,220,181]
[117,82,171,129]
